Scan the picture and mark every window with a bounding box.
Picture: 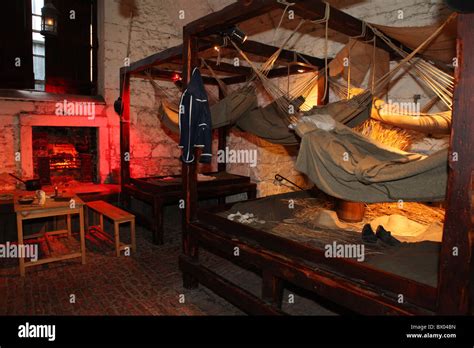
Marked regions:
[32,0,45,91]
[0,0,97,95]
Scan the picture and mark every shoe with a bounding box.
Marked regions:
[361,224,378,243]
[376,225,401,246]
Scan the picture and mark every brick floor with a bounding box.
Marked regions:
[0,206,336,316]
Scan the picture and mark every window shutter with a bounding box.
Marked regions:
[0,0,34,89]
[45,0,93,95]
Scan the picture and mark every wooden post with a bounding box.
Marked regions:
[120,70,131,187]
[262,271,283,308]
[114,221,120,257]
[79,207,86,265]
[217,88,227,173]
[437,13,474,315]
[17,214,25,277]
[182,29,199,289]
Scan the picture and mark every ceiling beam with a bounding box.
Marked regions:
[221,64,317,85]
[132,69,219,86]
[291,0,409,57]
[184,0,278,37]
[234,39,326,68]
[121,41,214,76]
[201,59,253,76]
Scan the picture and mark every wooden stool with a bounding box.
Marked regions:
[86,200,136,257]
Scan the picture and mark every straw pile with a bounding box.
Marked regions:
[365,202,445,226]
[354,118,423,151]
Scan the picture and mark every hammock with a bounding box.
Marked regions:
[158,86,258,134]
[371,99,451,134]
[294,117,448,203]
[304,89,373,127]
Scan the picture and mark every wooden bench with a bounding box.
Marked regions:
[86,200,136,257]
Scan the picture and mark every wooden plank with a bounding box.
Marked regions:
[437,13,474,315]
[179,255,285,315]
[86,201,134,222]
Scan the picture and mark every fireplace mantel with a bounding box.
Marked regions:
[20,113,112,183]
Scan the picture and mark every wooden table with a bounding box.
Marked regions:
[122,171,257,245]
[14,195,86,277]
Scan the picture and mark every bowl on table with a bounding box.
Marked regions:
[18,196,35,205]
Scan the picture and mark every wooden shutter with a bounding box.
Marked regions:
[45,0,94,95]
[0,0,34,89]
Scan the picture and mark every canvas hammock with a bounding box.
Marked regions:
[158,85,258,134]
[294,117,448,203]
[371,99,452,134]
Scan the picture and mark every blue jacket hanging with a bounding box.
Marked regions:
[178,67,212,164]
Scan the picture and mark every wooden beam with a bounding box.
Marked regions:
[179,255,285,315]
[217,88,227,173]
[119,72,130,186]
[202,59,252,76]
[133,69,219,86]
[184,0,277,37]
[290,0,407,57]
[122,41,215,75]
[181,30,199,289]
[122,44,183,75]
[437,13,474,315]
[221,64,318,85]
[234,39,326,68]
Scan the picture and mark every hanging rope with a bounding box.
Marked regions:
[273,1,296,45]
[200,58,228,97]
[367,14,456,109]
[310,2,330,102]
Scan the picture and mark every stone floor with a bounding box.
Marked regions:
[0,206,338,316]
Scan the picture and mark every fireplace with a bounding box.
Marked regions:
[32,126,98,184]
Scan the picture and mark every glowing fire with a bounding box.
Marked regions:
[49,143,80,170]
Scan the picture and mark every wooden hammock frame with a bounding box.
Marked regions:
[121,0,473,314]
[117,3,324,244]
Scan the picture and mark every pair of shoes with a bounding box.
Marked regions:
[376,225,401,246]
[361,224,401,246]
[362,224,378,243]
